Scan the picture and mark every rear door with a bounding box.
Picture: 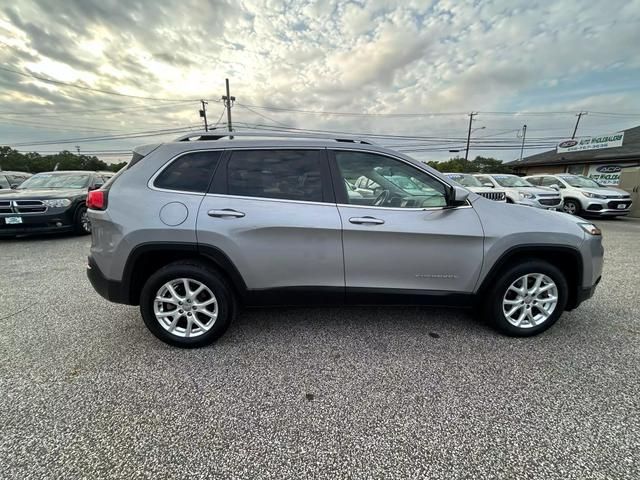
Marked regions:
[330,149,484,296]
[196,148,344,294]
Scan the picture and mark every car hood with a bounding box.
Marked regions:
[505,186,559,196]
[0,188,87,200]
[578,186,630,197]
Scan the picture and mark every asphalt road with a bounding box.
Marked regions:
[1,218,639,479]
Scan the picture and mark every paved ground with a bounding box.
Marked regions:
[1,218,639,479]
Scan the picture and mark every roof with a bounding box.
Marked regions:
[507,125,640,167]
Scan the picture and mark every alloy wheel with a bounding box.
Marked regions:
[502,273,558,328]
[153,278,218,338]
[563,201,577,215]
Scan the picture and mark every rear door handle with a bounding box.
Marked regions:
[349,216,384,225]
[208,209,245,218]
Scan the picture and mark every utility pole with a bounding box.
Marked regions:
[221,78,235,132]
[199,100,209,131]
[464,112,477,161]
[75,145,80,155]
[519,124,527,161]
[572,112,587,139]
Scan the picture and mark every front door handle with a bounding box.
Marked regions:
[349,216,384,225]
[208,209,245,218]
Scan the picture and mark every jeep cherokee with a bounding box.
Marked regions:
[86,131,603,348]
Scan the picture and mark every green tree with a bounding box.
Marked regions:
[427,156,512,174]
[0,146,113,173]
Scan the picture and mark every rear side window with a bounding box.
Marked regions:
[227,150,323,202]
[155,151,222,193]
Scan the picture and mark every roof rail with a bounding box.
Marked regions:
[173,128,377,145]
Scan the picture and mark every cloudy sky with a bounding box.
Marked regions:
[1,0,639,163]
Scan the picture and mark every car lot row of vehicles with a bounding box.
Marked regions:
[443,172,632,217]
[0,170,113,236]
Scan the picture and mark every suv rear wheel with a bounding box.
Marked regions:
[484,260,568,336]
[140,261,235,348]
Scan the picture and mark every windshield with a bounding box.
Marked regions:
[445,173,482,187]
[559,175,601,188]
[492,175,533,187]
[18,173,91,189]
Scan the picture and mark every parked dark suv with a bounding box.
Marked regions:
[87,131,603,348]
[0,170,112,237]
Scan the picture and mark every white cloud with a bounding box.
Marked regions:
[0,0,639,161]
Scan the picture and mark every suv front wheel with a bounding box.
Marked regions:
[484,260,568,336]
[140,261,235,348]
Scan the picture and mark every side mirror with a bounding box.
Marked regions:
[550,184,560,191]
[89,184,103,191]
[451,185,470,206]
[482,182,494,188]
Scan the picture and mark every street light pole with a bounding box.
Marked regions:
[519,124,527,162]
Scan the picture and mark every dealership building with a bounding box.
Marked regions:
[508,125,640,186]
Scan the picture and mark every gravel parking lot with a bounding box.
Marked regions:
[1,218,639,479]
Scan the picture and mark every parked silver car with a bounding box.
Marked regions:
[87,130,603,347]
[443,173,506,201]
[474,173,563,210]
[524,174,632,217]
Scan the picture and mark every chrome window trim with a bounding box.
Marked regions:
[203,193,335,208]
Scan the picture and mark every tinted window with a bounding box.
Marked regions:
[155,151,221,192]
[335,151,447,208]
[227,150,323,202]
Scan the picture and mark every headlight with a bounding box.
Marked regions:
[579,223,601,235]
[581,191,606,199]
[518,191,535,199]
[43,199,72,208]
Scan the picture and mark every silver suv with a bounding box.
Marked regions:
[473,174,563,210]
[86,131,603,347]
[524,174,632,217]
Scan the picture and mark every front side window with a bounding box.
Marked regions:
[155,151,222,192]
[0,175,10,189]
[526,177,542,186]
[541,177,563,188]
[335,151,447,208]
[227,150,323,202]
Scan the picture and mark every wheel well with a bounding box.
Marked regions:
[479,247,582,310]
[125,247,245,305]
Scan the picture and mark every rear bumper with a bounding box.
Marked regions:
[87,255,129,304]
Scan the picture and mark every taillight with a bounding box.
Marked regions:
[87,190,107,210]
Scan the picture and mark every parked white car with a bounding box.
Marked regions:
[444,173,506,202]
[473,174,563,210]
[524,174,632,217]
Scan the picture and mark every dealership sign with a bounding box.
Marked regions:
[557,133,624,153]
[587,164,627,186]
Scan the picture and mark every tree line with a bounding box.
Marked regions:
[0,146,127,173]
[426,156,513,174]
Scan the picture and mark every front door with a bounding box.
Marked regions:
[197,148,344,295]
[331,150,484,295]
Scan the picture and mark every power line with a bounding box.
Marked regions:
[0,65,202,102]
[0,100,196,117]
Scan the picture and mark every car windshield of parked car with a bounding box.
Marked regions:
[446,173,483,187]
[559,175,601,188]
[492,175,532,187]
[0,174,10,189]
[18,173,91,189]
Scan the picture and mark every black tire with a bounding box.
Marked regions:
[483,260,568,337]
[563,199,581,216]
[73,205,91,235]
[140,261,235,348]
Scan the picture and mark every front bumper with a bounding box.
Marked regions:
[87,255,129,304]
[583,199,632,216]
[0,210,75,236]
